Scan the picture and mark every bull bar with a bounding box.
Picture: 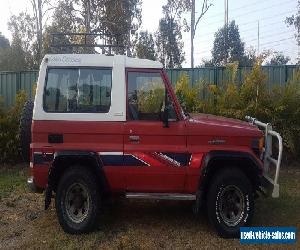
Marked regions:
[245,116,283,198]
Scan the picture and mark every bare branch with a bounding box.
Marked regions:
[42,6,57,18]
[194,0,212,38]
[30,0,38,19]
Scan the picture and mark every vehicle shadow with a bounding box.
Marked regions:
[100,199,212,233]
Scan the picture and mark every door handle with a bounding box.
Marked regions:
[129,135,140,142]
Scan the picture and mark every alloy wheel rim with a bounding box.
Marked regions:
[218,185,245,227]
[65,182,90,223]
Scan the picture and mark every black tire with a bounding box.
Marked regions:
[206,168,254,238]
[19,99,34,162]
[55,166,101,234]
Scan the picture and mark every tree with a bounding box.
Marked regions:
[0,33,11,71]
[94,0,142,55]
[7,38,28,71]
[30,0,43,63]
[8,12,37,69]
[286,0,300,64]
[201,59,214,67]
[211,20,248,66]
[243,47,258,66]
[266,52,290,66]
[0,35,28,71]
[0,30,29,71]
[52,0,81,31]
[30,0,55,63]
[134,31,156,60]
[7,0,142,62]
[43,0,82,54]
[155,2,186,68]
[44,0,143,55]
[4,1,53,69]
[156,17,185,68]
[162,0,191,25]
[155,0,212,68]
[0,32,10,49]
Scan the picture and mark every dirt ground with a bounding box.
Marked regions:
[0,164,299,250]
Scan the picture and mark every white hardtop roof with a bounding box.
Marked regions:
[43,54,163,69]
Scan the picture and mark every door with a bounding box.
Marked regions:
[124,69,188,193]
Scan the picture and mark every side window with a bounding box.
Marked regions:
[44,68,112,113]
[127,72,177,121]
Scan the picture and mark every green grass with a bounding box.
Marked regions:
[0,164,27,200]
[0,164,299,249]
[253,169,300,228]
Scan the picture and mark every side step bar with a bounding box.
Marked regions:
[126,193,196,201]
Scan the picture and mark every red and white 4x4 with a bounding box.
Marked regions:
[27,54,283,238]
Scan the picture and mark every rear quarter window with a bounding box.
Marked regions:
[43,68,112,113]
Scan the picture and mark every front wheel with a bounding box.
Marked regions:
[55,166,101,234]
[206,168,254,238]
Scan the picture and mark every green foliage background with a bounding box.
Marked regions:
[0,91,27,163]
[137,82,165,113]
[175,60,300,161]
[1,62,300,163]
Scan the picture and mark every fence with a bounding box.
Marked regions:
[0,65,299,108]
[0,71,37,108]
[167,65,300,87]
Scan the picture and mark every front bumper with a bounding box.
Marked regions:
[27,177,43,193]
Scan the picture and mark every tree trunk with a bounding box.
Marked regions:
[191,0,195,69]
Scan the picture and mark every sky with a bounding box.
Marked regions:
[0,0,298,67]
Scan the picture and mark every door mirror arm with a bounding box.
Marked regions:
[163,89,169,128]
[163,105,169,128]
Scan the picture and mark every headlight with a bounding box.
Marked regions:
[259,137,264,153]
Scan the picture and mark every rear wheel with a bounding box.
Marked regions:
[55,166,101,234]
[206,168,254,238]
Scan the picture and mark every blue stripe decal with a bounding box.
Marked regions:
[101,155,148,166]
[101,155,123,166]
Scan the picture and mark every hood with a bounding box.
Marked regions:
[188,113,262,137]
[191,113,254,129]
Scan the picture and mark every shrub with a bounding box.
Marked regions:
[0,91,27,164]
[175,73,207,113]
[137,82,165,113]
[174,61,300,160]
[269,70,300,160]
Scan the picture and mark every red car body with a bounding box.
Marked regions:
[27,54,283,237]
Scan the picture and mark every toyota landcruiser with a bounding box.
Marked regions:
[26,54,283,238]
